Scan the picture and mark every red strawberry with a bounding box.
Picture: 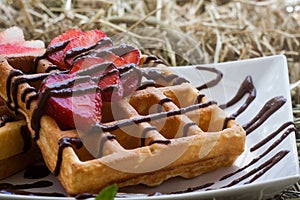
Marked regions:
[119,64,141,97]
[69,53,125,102]
[0,43,45,54]
[69,56,106,74]
[91,50,129,68]
[98,69,124,102]
[40,73,102,131]
[108,44,140,65]
[63,30,107,66]
[48,29,84,46]
[47,29,84,70]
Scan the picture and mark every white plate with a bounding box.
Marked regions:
[0,55,299,200]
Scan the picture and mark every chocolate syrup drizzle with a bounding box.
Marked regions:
[142,69,190,86]
[142,55,164,67]
[54,137,83,176]
[0,114,15,127]
[242,96,287,135]
[196,66,223,91]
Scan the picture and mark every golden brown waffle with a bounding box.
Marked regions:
[0,98,40,179]
[0,56,245,195]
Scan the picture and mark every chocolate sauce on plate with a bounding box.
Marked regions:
[24,165,50,179]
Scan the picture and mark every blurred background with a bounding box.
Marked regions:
[1,0,300,198]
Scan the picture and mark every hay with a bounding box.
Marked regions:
[1,0,300,198]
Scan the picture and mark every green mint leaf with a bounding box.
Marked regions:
[95,184,118,200]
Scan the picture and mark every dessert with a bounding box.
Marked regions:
[0,28,246,196]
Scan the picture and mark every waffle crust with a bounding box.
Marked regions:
[0,57,245,195]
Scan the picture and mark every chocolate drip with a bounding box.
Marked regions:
[143,55,164,65]
[6,70,23,110]
[108,44,135,57]
[20,125,31,152]
[54,137,83,176]
[222,116,235,130]
[92,101,216,133]
[222,150,289,188]
[220,126,295,181]
[149,139,171,145]
[26,93,38,109]
[75,193,97,199]
[21,87,36,102]
[0,180,52,190]
[250,121,295,152]
[0,189,65,197]
[76,62,114,76]
[182,122,197,137]
[157,98,173,112]
[45,65,59,73]
[170,182,214,194]
[136,80,157,90]
[142,69,189,86]
[243,96,286,135]
[219,75,256,119]
[65,37,113,62]
[194,94,205,104]
[196,66,223,90]
[24,165,50,179]
[141,126,157,147]
[0,114,15,127]
[97,134,116,158]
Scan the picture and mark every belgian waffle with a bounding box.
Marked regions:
[0,56,245,195]
[0,97,40,179]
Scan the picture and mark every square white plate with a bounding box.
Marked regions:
[0,55,299,200]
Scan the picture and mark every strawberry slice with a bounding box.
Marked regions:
[91,51,129,68]
[0,43,45,54]
[119,64,142,97]
[98,69,124,102]
[47,29,84,70]
[40,73,102,131]
[69,56,106,74]
[108,44,140,65]
[70,56,124,102]
[63,30,107,66]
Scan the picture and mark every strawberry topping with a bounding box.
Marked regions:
[47,29,84,70]
[39,28,142,131]
[40,73,102,131]
[108,44,140,65]
[63,30,107,66]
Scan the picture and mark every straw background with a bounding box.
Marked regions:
[1,0,300,199]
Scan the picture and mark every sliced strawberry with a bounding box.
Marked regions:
[40,73,102,131]
[0,43,45,54]
[98,69,124,102]
[47,29,84,70]
[91,50,129,68]
[69,56,106,74]
[63,30,107,66]
[119,64,142,97]
[48,29,84,46]
[108,44,140,65]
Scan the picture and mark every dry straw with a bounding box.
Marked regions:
[1,0,300,198]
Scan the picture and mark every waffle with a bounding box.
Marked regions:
[0,55,245,196]
[0,98,40,179]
